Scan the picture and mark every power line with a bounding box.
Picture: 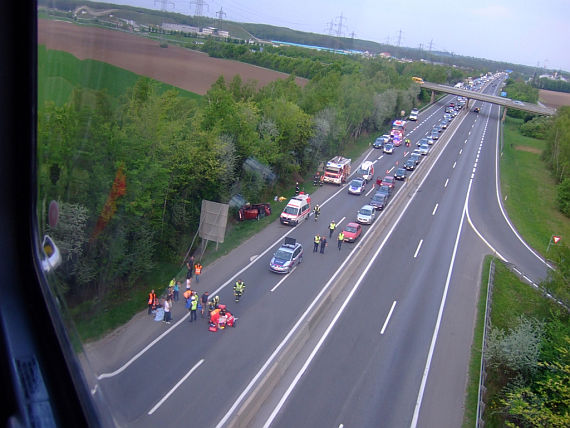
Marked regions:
[189,0,209,17]
[154,0,174,11]
[216,7,226,29]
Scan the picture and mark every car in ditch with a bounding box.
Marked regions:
[237,202,271,221]
[269,237,303,274]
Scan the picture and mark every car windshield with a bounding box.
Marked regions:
[351,179,363,187]
[274,249,293,260]
[283,206,299,215]
[357,167,369,174]
[359,207,373,215]
[345,225,357,233]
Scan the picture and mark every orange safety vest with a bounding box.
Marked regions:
[148,293,155,304]
[195,264,202,275]
[183,289,192,300]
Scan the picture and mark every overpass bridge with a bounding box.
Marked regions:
[421,81,556,116]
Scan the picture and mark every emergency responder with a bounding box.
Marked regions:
[295,182,300,195]
[337,231,345,250]
[405,138,411,147]
[314,234,321,252]
[148,289,157,315]
[313,172,320,186]
[313,204,320,221]
[212,295,220,309]
[329,220,336,238]
[234,279,245,302]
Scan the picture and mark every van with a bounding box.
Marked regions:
[358,161,375,182]
[409,108,419,121]
[280,194,311,226]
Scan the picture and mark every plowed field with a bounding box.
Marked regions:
[38,19,306,95]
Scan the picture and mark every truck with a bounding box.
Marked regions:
[323,156,351,185]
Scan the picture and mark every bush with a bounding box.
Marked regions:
[520,116,551,140]
[486,316,544,375]
[556,178,570,217]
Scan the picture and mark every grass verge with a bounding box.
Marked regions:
[500,116,570,257]
[482,260,567,427]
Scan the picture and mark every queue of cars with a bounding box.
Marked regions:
[272,94,466,267]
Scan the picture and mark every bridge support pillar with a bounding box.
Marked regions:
[430,90,435,104]
[502,107,507,122]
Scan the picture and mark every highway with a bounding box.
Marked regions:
[86,76,549,427]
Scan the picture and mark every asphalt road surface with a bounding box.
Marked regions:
[86,76,548,428]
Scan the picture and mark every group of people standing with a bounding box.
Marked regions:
[147,256,206,324]
[313,219,345,254]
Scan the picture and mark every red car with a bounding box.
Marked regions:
[342,222,362,242]
[238,203,271,221]
[381,175,395,188]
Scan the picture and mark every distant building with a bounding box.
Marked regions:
[162,23,199,34]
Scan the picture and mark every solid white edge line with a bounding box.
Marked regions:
[380,301,397,335]
[492,105,554,270]
[148,359,204,415]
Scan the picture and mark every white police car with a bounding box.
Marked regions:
[269,237,303,273]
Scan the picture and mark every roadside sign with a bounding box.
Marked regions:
[553,236,561,244]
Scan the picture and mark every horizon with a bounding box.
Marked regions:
[91,0,569,72]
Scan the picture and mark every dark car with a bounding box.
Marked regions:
[376,185,392,197]
[269,237,303,273]
[404,158,416,171]
[410,153,422,165]
[370,192,389,210]
[394,167,407,180]
[372,137,384,149]
[473,107,480,113]
[431,130,439,140]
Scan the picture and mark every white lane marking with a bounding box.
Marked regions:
[336,216,346,227]
[414,240,423,258]
[378,155,384,160]
[444,178,449,188]
[459,149,462,155]
[270,267,296,292]
[365,186,375,197]
[452,161,456,169]
[380,301,397,335]
[465,139,467,144]
[148,359,204,415]
[388,166,395,173]
[411,165,473,427]
[432,203,439,216]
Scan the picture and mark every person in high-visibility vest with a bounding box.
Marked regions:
[194,262,203,283]
[337,231,345,250]
[189,295,198,322]
[329,221,336,238]
[314,234,321,252]
[234,280,245,302]
[148,289,157,315]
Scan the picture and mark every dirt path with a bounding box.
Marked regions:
[38,19,306,95]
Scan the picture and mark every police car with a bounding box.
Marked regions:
[269,237,303,273]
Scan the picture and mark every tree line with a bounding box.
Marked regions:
[39,49,458,306]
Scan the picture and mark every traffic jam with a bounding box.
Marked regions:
[272,93,469,266]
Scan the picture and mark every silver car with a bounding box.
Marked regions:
[356,204,376,224]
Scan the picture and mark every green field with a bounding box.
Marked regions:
[38,45,201,108]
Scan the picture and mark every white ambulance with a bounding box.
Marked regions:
[357,161,375,183]
[280,194,311,226]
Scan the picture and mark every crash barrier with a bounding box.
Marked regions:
[229,103,472,428]
[476,258,495,427]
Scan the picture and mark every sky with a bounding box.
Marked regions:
[96,0,570,72]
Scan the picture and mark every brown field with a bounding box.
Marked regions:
[38,19,307,95]
[539,89,570,109]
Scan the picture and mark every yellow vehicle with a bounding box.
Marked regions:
[412,76,424,84]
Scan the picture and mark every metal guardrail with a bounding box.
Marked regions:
[476,259,495,427]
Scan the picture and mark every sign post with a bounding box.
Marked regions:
[546,235,562,253]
